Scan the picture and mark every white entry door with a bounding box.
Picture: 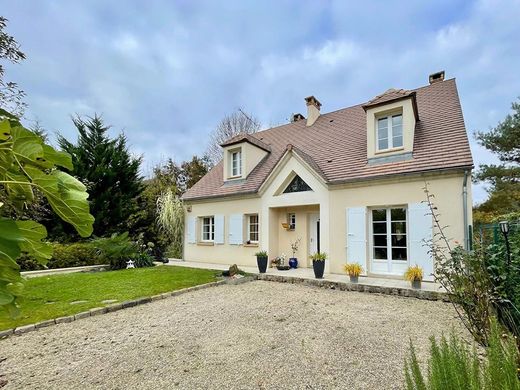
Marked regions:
[309,213,320,256]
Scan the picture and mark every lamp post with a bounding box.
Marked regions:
[499,221,511,268]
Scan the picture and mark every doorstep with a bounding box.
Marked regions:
[167,259,446,299]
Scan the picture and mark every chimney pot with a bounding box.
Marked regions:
[429,70,445,84]
[304,95,321,126]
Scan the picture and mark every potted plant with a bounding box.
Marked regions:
[288,238,301,269]
[255,250,268,273]
[276,253,290,270]
[404,265,423,289]
[343,263,363,283]
[310,252,327,279]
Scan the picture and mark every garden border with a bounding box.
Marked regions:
[257,274,449,301]
[0,276,254,339]
[1,273,448,340]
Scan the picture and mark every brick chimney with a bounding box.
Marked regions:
[304,96,321,126]
[429,70,445,84]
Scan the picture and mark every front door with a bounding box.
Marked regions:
[309,213,320,257]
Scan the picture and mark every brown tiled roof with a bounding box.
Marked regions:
[220,133,271,152]
[183,79,473,201]
[363,88,414,108]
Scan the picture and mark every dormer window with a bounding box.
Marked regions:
[377,113,403,151]
[230,149,242,177]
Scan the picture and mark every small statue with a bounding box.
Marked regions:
[126,259,135,269]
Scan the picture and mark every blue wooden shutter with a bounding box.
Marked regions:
[408,203,434,281]
[347,207,367,274]
[229,214,243,245]
[214,215,225,244]
[187,216,196,244]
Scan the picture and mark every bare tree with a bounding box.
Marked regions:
[205,108,261,166]
[0,16,26,116]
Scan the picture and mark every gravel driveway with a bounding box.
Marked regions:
[0,281,465,389]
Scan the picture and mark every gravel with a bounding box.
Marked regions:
[0,281,465,389]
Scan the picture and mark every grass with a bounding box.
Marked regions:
[0,266,220,330]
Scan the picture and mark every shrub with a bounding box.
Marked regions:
[343,263,363,277]
[48,242,102,269]
[404,265,423,282]
[16,253,45,271]
[91,232,155,270]
[404,319,520,390]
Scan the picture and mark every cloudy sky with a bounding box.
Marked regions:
[2,0,520,203]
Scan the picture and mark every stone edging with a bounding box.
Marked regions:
[256,274,449,301]
[0,276,255,339]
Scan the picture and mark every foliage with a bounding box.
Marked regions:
[0,17,26,116]
[47,242,101,269]
[156,189,184,259]
[56,114,143,238]
[310,252,327,261]
[206,108,261,166]
[178,155,210,193]
[404,265,423,282]
[91,232,155,270]
[0,112,94,312]
[255,250,268,257]
[425,183,520,348]
[404,319,520,390]
[474,98,520,220]
[290,238,301,257]
[344,263,363,277]
[0,266,220,330]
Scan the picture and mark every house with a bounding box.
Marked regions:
[181,71,473,281]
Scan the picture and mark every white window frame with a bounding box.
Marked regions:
[201,216,215,242]
[370,207,408,263]
[247,214,259,243]
[288,213,296,230]
[230,149,242,177]
[376,113,403,151]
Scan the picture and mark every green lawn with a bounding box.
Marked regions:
[0,266,220,330]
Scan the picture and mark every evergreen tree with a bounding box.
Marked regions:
[474,99,520,223]
[57,114,143,237]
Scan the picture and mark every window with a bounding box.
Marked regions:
[201,216,215,242]
[372,208,407,261]
[377,113,403,151]
[283,175,312,193]
[247,214,259,243]
[230,149,242,177]
[288,213,296,230]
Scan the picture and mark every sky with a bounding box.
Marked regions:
[2,0,520,204]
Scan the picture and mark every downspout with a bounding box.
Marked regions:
[462,170,469,250]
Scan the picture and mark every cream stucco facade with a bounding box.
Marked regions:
[184,149,472,281]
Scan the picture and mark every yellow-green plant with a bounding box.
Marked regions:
[310,252,327,261]
[156,188,184,257]
[404,265,423,282]
[344,263,363,277]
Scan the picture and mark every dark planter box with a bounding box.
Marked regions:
[412,280,421,289]
[257,256,268,273]
[312,260,325,279]
[349,275,359,283]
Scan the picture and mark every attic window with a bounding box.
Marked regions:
[283,175,312,193]
[377,113,403,151]
[229,148,242,177]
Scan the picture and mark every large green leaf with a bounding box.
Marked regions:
[0,119,11,141]
[42,144,73,170]
[24,167,94,237]
[10,126,44,163]
[16,220,52,263]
